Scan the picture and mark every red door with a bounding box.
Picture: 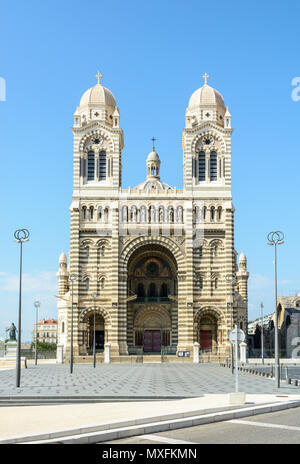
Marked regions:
[200,330,212,351]
[144,330,161,352]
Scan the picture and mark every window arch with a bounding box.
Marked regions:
[210,151,217,181]
[137,283,145,297]
[87,151,95,181]
[89,206,94,220]
[148,283,157,297]
[160,283,168,297]
[198,151,206,181]
[99,151,106,180]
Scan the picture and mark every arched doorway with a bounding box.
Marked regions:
[195,308,223,352]
[127,243,178,354]
[134,306,172,353]
[79,309,106,354]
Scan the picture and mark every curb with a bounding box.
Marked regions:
[2,399,300,444]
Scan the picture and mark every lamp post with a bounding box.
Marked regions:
[226,275,236,374]
[267,231,284,388]
[14,228,30,388]
[34,300,41,366]
[69,273,78,374]
[261,302,264,365]
[91,292,97,368]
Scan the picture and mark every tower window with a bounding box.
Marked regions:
[87,151,95,181]
[99,151,106,180]
[198,151,206,181]
[210,152,217,181]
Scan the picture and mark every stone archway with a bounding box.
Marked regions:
[194,307,225,353]
[125,241,179,354]
[78,306,110,355]
[133,306,172,353]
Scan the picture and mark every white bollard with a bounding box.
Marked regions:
[104,343,111,364]
[56,345,64,364]
[240,342,247,364]
[193,342,199,363]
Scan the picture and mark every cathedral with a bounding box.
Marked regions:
[56,72,249,360]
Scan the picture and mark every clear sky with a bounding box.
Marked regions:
[0,0,300,341]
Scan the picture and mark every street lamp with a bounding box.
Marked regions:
[14,228,30,388]
[91,293,97,368]
[69,273,78,374]
[261,302,264,365]
[34,300,41,366]
[226,275,236,374]
[267,230,284,388]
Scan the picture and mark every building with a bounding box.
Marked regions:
[57,72,249,360]
[34,319,58,345]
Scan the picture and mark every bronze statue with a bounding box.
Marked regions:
[6,323,17,341]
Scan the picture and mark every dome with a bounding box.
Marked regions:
[80,83,116,107]
[188,83,225,110]
[59,251,67,264]
[239,251,247,263]
[147,150,160,162]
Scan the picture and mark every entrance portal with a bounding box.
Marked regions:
[144,330,161,352]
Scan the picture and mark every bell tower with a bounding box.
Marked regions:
[72,72,124,191]
[182,73,232,191]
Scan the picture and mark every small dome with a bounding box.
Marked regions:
[188,83,225,110]
[80,83,116,107]
[59,251,67,263]
[147,150,160,162]
[239,251,247,263]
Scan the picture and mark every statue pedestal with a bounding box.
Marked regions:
[5,341,17,358]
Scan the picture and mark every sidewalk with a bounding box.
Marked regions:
[2,393,300,442]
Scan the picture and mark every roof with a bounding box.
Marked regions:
[37,319,58,325]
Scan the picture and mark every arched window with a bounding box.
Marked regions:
[148,283,157,297]
[160,283,168,297]
[217,206,222,221]
[203,206,207,220]
[98,207,102,221]
[61,322,65,334]
[100,277,105,290]
[199,276,203,289]
[99,151,106,180]
[87,151,95,181]
[137,283,145,297]
[211,207,215,221]
[104,207,109,223]
[82,206,87,220]
[198,151,206,181]
[89,206,94,220]
[210,152,217,181]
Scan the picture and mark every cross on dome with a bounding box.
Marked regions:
[95,71,103,85]
[202,73,210,85]
[151,136,157,151]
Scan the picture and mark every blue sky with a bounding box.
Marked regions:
[0,0,300,341]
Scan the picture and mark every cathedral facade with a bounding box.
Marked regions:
[57,73,249,359]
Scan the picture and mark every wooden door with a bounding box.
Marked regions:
[144,330,161,352]
[200,330,212,351]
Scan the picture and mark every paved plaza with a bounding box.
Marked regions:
[0,363,299,400]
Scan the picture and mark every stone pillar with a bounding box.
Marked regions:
[193,342,199,363]
[56,345,64,364]
[104,342,111,363]
[240,342,247,363]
